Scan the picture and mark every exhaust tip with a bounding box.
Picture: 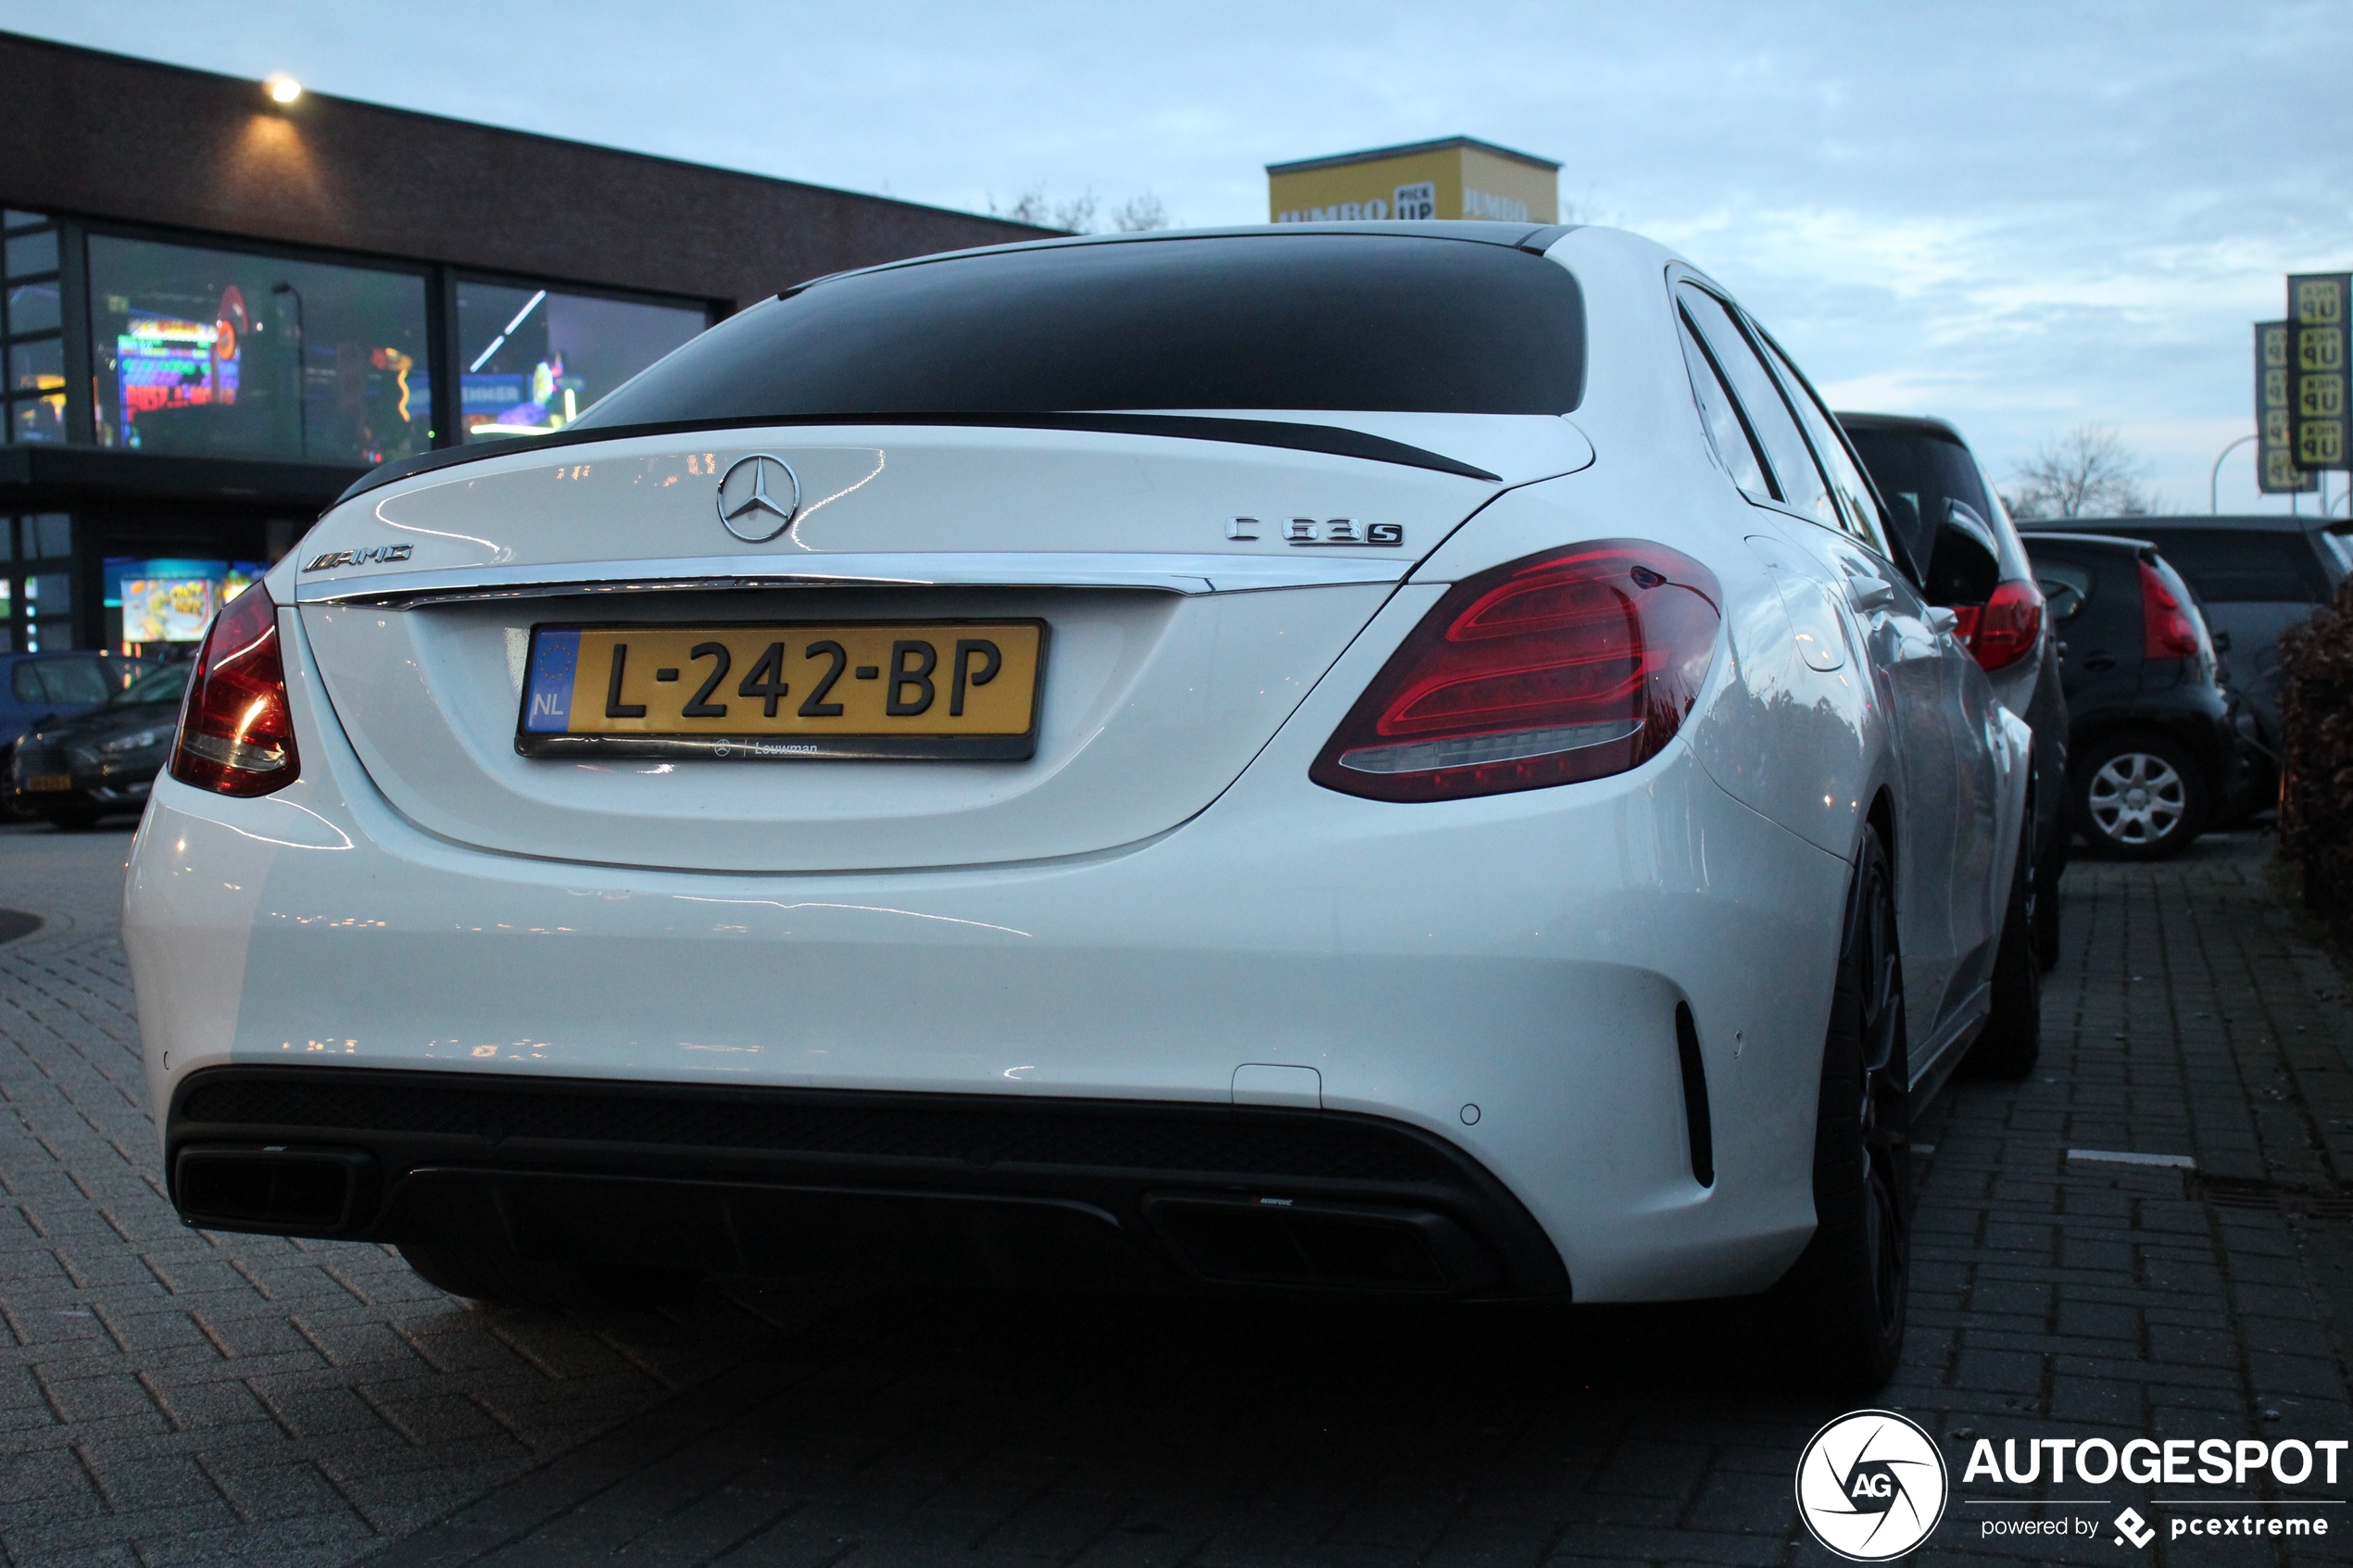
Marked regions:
[174,1145,375,1234]
[1146,1194,1491,1294]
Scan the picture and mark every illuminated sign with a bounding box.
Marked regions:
[2288,272,2350,472]
[2255,321,2317,493]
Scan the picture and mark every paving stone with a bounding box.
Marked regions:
[16,827,2353,1565]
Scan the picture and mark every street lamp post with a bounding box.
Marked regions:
[2210,433,2256,515]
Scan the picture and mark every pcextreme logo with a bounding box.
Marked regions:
[1795,1410,1949,1561]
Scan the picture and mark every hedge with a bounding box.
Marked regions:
[2279,568,2353,917]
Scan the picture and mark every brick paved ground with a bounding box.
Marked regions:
[6,822,2353,1566]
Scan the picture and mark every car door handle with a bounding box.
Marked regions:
[1846,574,1896,612]
[2082,654,2116,672]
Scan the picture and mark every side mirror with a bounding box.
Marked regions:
[1926,499,2001,608]
[2211,628,2233,654]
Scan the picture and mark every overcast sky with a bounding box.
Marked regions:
[9,0,2349,516]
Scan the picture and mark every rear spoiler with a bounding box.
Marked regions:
[332,412,1503,508]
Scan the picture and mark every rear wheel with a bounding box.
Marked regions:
[397,1240,700,1311]
[1768,824,1908,1393]
[2031,834,2065,972]
[43,809,101,833]
[2073,734,2205,859]
[1965,821,2042,1079]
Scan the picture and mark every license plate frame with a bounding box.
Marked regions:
[513,619,1047,762]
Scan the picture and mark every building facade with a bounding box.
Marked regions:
[0,31,1045,656]
[1266,137,1559,227]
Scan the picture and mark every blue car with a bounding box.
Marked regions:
[1,651,155,790]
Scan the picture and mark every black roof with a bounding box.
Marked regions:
[2018,531,2158,556]
[2017,513,2347,537]
[1835,411,1970,447]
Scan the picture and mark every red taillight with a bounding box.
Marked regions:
[1310,540,1721,803]
[2138,560,2202,660]
[169,582,300,797]
[1949,577,2043,672]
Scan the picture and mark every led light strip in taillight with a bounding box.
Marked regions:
[1311,540,1721,803]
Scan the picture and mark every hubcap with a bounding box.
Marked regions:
[2087,752,2185,846]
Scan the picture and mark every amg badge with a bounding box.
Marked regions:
[304,544,414,571]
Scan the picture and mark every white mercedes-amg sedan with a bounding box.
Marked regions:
[126,222,2034,1387]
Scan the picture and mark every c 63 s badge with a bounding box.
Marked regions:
[1225,517,1403,546]
[304,544,414,571]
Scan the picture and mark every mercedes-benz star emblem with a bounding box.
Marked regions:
[716,454,801,542]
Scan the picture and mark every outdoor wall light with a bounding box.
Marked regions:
[265,73,302,105]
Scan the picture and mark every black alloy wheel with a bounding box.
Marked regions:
[1965,816,2043,1079]
[1768,823,1909,1391]
[2032,834,2066,972]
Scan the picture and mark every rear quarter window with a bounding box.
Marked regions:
[2035,561,2095,622]
[576,234,1589,424]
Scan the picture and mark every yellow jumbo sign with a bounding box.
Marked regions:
[1268,137,1560,225]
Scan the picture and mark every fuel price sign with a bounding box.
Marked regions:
[2288,272,2351,471]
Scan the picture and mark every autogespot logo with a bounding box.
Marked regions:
[1795,1410,1950,1561]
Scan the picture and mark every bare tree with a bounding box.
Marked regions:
[1110,193,1169,232]
[989,186,1169,234]
[990,185,1051,225]
[2004,424,2160,519]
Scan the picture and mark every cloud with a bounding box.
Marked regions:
[6,0,2348,514]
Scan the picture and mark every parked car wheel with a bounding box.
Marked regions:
[42,809,103,833]
[2073,734,2206,859]
[1768,825,1909,1391]
[2032,835,2066,971]
[396,1240,700,1311]
[1966,823,2042,1079]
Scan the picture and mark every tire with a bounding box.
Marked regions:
[2031,835,2065,972]
[43,809,102,833]
[397,1240,699,1311]
[2071,734,2206,860]
[1768,824,1909,1393]
[1965,822,2042,1079]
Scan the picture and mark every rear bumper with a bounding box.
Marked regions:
[124,599,1854,1303]
[166,1066,1567,1298]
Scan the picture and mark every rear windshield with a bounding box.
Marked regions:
[1843,424,1994,572]
[573,235,1587,425]
[2120,530,2332,604]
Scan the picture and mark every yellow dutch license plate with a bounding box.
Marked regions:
[515,621,1045,760]
[26,774,70,793]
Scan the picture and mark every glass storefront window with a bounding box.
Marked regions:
[104,557,264,656]
[5,229,57,278]
[458,281,703,441]
[25,571,70,650]
[24,515,69,558]
[6,279,58,336]
[10,397,64,444]
[89,235,431,466]
[10,335,60,395]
